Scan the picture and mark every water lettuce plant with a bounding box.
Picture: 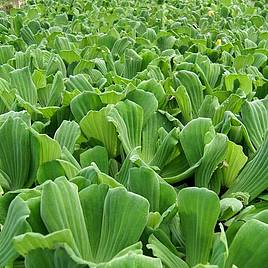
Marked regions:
[1,0,268,267]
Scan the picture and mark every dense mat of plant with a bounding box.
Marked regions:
[1,0,268,267]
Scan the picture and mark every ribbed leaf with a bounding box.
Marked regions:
[80,146,108,173]
[14,230,78,257]
[70,91,103,122]
[21,26,36,45]
[141,112,172,163]
[25,248,88,268]
[54,120,81,153]
[137,79,166,108]
[174,85,192,123]
[198,95,219,119]
[0,45,15,64]
[41,177,92,261]
[25,249,55,268]
[213,94,245,125]
[10,67,37,105]
[0,197,31,266]
[127,89,158,125]
[15,51,31,69]
[179,118,215,166]
[195,133,228,190]
[210,224,228,268]
[178,187,220,266]
[219,198,243,221]
[47,71,64,106]
[225,220,268,268]
[96,252,162,268]
[108,100,143,155]
[176,70,204,117]
[195,59,221,91]
[241,99,268,150]
[80,106,118,157]
[66,74,94,92]
[223,131,268,201]
[147,234,189,268]
[29,130,62,184]
[112,37,132,57]
[0,117,31,190]
[123,49,142,79]
[128,166,160,212]
[214,141,247,188]
[79,184,149,263]
[32,69,46,89]
[59,50,81,64]
[253,53,267,68]
[225,74,252,95]
[149,128,180,170]
[37,159,79,183]
[234,54,254,71]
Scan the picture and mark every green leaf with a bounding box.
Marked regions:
[137,79,166,108]
[80,146,109,173]
[198,95,219,119]
[195,133,228,191]
[79,184,149,263]
[10,67,37,104]
[176,70,204,117]
[14,229,78,257]
[177,187,220,266]
[241,99,268,150]
[174,85,192,123]
[70,91,103,122]
[21,26,36,45]
[149,128,180,170]
[32,69,47,89]
[223,131,268,201]
[127,89,158,125]
[108,100,143,155]
[41,177,91,260]
[59,50,81,64]
[195,59,221,91]
[147,234,189,268]
[112,37,132,57]
[0,197,31,266]
[97,252,162,268]
[66,74,94,92]
[25,249,56,268]
[99,90,127,104]
[253,53,267,68]
[225,220,268,268]
[128,166,161,212]
[25,248,88,268]
[225,74,252,95]
[47,71,65,106]
[141,112,172,163]
[80,106,118,158]
[210,224,228,268]
[0,117,31,190]
[213,94,245,125]
[40,177,149,264]
[0,45,15,65]
[123,49,142,79]
[29,130,62,184]
[15,50,31,69]
[234,55,254,71]
[214,141,247,188]
[180,118,215,166]
[219,198,243,221]
[54,120,81,153]
[37,159,79,183]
